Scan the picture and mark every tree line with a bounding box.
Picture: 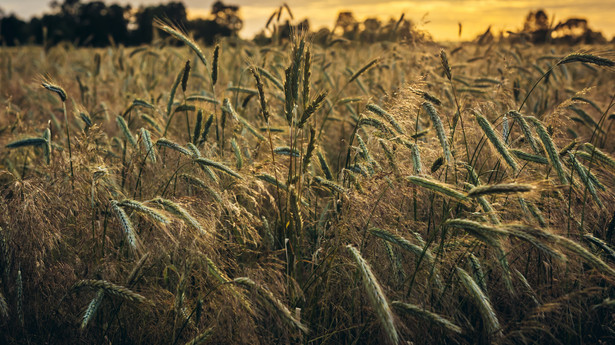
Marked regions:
[0,0,242,46]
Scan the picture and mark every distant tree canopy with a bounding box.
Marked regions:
[0,0,242,46]
[190,1,243,45]
[329,11,431,44]
[507,9,607,44]
[254,8,431,46]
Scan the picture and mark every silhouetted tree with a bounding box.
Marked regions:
[523,9,550,43]
[211,1,242,35]
[0,15,28,45]
[131,2,187,45]
[334,11,359,39]
[190,18,232,45]
[552,17,606,44]
[190,1,244,45]
[507,9,607,45]
[74,1,129,46]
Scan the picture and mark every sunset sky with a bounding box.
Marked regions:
[1,0,614,41]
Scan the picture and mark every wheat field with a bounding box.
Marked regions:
[1,28,615,344]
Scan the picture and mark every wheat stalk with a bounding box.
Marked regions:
[231,138,243,170]
[468,254,487,292]
[139,128,156,163]
[510,149,549,164]
[508,110,541,154]
[456,267,502,340]
[423,101,452,163]
[156,138,192,156]
[568,153,603,208]
[299,91,327,128]
[151,197,204,235]
[250,66,270,122]
[183,328,214,345]
[0,291,8,320]
[392,301,462,334]
[117,115,137,148]
[314,176,345,194]
[369,228,434,263]
[73,279,148,304]
[211,44,219,86]
[347,245,398,345]
[317,150,333,180]
[527,116,568,184]
[407,176,468,204]
[474,111,518,173]
[366,104,404,135]
[584,234,615,261]
[181,174,222,202]
[556,236,615,277]
[557,52,615,67]
[81,289,104,330]
[6,137,47,148]
[467,183,534,198]
[581,143,615,169]
[154,20,209,70]
[233,277,308,333]
[194,157,242,179]
[111,200,139,250]
[119,199,169,224]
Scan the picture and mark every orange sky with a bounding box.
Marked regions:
[3,0,614,41]
[189,0,615,41]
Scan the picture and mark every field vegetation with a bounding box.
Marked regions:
[1,19,615,344]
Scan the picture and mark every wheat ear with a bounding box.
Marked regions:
[347,245,398,345]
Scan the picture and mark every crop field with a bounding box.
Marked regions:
[1,27,615,344]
